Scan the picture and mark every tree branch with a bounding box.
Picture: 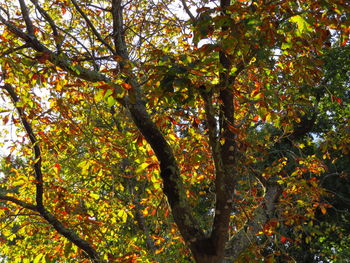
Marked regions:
[180,0,196,23]
[0,14,119,91]
[0,195,38,211]
[70,0,116,55]
[1,6,205,260]
[205,1,237,259]
[126,93,206,245]
[0,44,30,57]
[108,3,206,247]
[2,84,44,208]
[0,83,103,263]
[200,88,225,196]
[111,0,128,59]
[40,209,102,263]
[18,0,35,35]
[29,0,61,52]
[223,183,282,262]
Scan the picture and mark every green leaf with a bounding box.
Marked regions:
[281,42,292,50]
[107,96,116,107]
[289,15,312,35]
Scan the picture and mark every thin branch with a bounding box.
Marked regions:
[86,3,111,12]
[0,195,38,211]
[70,0,116,55]
[0,84,103,263]
[223,183,282,262]
[180,0,196,23]
[2,84,44,208]
[200,88,224,186]
[56,25,98,65]
[0,14,119,92]
[0,6,10,19]
[40,209,102,263]
[18,0,35,35]
[29,0,61,52]
[248,166,268,188]
[0,12,38,44]
[0,44,30,57]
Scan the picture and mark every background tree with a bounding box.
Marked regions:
[0,0,349,262]
[278,43,350,263]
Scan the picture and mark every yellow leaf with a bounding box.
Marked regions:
[249,57,256,65]
[33,254,43,263]
[90,193,99,200]
[136,163,149,174]
[168,133,177,141]
[142,208,149,217]
[117,210,128,223]
[155,247,164,254]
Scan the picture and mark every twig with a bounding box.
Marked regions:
[71,0,116,55]
[29,0,61,52]
[180,0,196,23]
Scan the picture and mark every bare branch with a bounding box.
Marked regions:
[2,84,44,208]
[180,0,196,23]
[0,44,30,57]
[70,0,116,55]
[223,183,282,262]
[111,0,128,59]
[18,0,35,35]
[29,0,61,52]
[0,195,38,211]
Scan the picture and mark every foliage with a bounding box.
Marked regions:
[282,44,350,263]
[0,0,349,262]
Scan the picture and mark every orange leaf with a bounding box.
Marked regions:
[121,83,132,90]
[54,163,61,174]
[281,235,287,243]
[252,115,259,122]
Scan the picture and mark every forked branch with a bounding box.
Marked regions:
[0,83,103,263]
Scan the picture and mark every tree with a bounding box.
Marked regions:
[281,43,350,263]
[0,0,348,262]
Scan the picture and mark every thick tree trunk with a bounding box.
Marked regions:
[193,255,224,263]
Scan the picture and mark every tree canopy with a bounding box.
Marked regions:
[0,0,349,262]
